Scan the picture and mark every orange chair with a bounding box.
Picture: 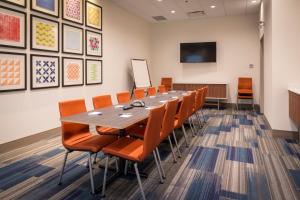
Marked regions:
[187,91,197,136]
[237,77,254,110]
[116,91,131,104]
[147,87,156,96]
[158,85,167,93]
[199,86,208,123]
[161,77,172,91]
[58,99,117,194]
[134,88,145,100]
[101,105,166,199]
[194,88,205,128]
[92,95,119,136]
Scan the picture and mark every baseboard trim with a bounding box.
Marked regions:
[271,129,298,140]
[0,127,61,154]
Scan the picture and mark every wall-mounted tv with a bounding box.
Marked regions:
[180,42,217,63]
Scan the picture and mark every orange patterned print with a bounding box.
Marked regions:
[0,59,21,86]
[67,63,79,80]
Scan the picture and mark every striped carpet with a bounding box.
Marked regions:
[0,109,300,200]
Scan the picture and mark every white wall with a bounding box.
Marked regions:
[149,15,260,104]
[263,0,300,131]
[0,0,151,144]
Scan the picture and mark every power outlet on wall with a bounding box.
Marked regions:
[249,64,254,68]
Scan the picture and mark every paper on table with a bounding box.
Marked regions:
[162,92,168,95]
[119,113,132,118]
[171,96,178,99]
[170,90,176,93]
[145,106,155,110]
[88,111,102,116]
[114,105,124,108]
[149,96,156,98]
[159,100,167,103]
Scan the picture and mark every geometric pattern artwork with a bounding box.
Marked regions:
[4,0,26,8]
[31,55,59,89]
[31,0,59,17]
[31,15,59,52]
[63,0,83,24]
[86,30,102,57]
[85,1,102,30]
[0,52,26,92]
[86,59,102,85]
[36,0,55,11]
[62,57,83,87]
[62,24,83,55]
[0,6,26,49]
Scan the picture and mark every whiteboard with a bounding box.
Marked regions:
[131,59,151,88]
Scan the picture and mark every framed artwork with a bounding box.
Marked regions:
[86,59,102,85]
[31,15,59,52]
[0,52,26,92]
[30,55,60,89]
[85,1,102,31]
[31,0,59,18]
[86,30,102,57]
[2,0,27,8]
[62,0,83,25]
[0,6,26,49]
[62,24,83,55]
[62,57,84,87]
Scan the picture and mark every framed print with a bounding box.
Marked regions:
[62,24,83,55]
[62,0,83,25]
[0,6,26,49]
[31,15,59,52]
[86,30,102,57]
[31,0,59,18]
[0,52,26,92]
[62,57,84,87]
[30,55,59,89]
[86,59,102,85]
[3,0,27,8]
[85,1,102,31]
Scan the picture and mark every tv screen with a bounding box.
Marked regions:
[180,42,217,63]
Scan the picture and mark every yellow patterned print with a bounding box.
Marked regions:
[87,6,100,27]
[35,21,55,47]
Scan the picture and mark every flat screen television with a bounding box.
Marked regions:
[180,42,217,63]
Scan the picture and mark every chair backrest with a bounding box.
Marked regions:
[176,94,192,126]
[92,95,113,109]
[134,88,145,100]
[158,85,167,93]
[161,77,172,91]
[142,105,165,159]
[147,87,156,96]
[195,88,204,110]
[59,99,90,147]
[160,99,179,140]
[116,91,131,104]
[188,91,196,116]
[238,77,252,90]
[200,86,208,107]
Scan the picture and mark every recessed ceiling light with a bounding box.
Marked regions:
[210,5,216,8]
[171,10,176,14]
[251,0,257,3]
[157,0,162,2]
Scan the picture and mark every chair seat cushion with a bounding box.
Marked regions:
[96,126,119,135]
[102,137,144,162]
[238,89,253,95]
[64,133,117,153]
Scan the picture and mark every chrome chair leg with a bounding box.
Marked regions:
[124,160,129,175]
[155,148,166,179]
[181,125,189,147]
[101,155,109,197]
[191,117,198,135]
[153,151,164,184]
[173,130,182,158]
[134,163,146,200]
[88,153,95,194]
[168,135,177,163]
[189,117,196,136]
[93,153,98,164]
[115,157,119,172]
[200,109,206,123]
[195,112,203,128]
[58,150,69,185]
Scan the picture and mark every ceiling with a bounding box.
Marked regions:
[111,0,261,22]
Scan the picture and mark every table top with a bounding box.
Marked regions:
[289,88,300,95]
[60,91,187,129]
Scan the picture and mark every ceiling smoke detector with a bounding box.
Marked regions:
[152,16,167,21]
[187,11,206,18]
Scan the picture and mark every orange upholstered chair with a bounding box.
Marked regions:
[134,88,145,100]
[116,91,131,104]
[237,77,254,110]
[158,85,167,93]
[147,87,156,96]
[187,91,197,136]
[161,77,172,91]
[101,105,166,199]
[58,99,117,194]
[92,95,119,136]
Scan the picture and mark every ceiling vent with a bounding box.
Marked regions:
[187,11,206,18]
[152,16,167,21]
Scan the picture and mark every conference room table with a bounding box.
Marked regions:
[60,90,188,193]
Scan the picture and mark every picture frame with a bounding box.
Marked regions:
[62,0,83,25]
[0,6,27,49]
[62,57,84,87]
[30,54,60,90]
[85,30,102,57]
[85,59,102,85]
[85,1,102,31]
[62,23,83,55]
[2,0,27,8]
[30,15,59,52]
[0,52,27,92]
[31,0,59,18]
